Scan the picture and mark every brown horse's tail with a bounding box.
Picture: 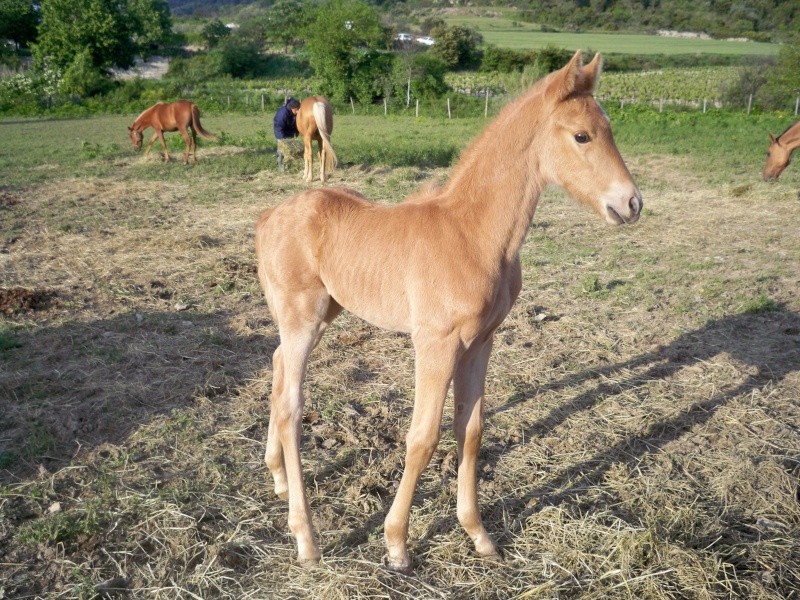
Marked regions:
[191,104,217,140]
[312,101,338,174]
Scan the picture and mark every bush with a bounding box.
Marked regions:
[480,45,537,73]
[59,49,114,97]
[392,53,448,101]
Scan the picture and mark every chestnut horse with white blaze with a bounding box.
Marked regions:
[296,96,337,182]
[128,100,216,164]
[763,120,800,180]
[255,51,642,572]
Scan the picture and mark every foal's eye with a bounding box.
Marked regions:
[574,132,590,144]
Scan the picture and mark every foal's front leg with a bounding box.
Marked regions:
[452,337,501,561]
[384,332,460,573]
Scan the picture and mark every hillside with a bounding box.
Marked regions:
[166,0,799,41]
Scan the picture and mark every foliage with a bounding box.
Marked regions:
[520,0,799,41]
[759,38,800,109]
[428,23,481,70]
[33,0,171,76]
[166,52,224,83]
[392,53,448,102]
[59,49,114,96]
[201,19,230,48]
[0,0,38,50]
[303,0,391,102]
[262,0,313,51]
[720,65,769,108]
[215,34,266,78]
[480,45,538,74]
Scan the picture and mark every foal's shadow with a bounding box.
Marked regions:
[322,307,800,564]
[478,306,800,531]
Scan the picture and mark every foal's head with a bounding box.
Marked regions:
[128,126,143,152]
[537,51,642,225]
[762,133,791,181]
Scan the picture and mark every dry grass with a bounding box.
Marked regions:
[1,139,799,599]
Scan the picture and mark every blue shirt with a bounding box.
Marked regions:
[274,101,299,140]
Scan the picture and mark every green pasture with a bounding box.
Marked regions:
[443,14,780,56]
[0,107,795,193]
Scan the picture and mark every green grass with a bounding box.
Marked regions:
[443,14,780,56]
[0,106,797,192]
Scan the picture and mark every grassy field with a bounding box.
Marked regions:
[442,14,780,56]
[1,101,799,599]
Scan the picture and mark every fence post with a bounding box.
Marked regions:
[261,94,264,111]
[747,94,753,115]
[406,77,411,108]
[795,96,799,116]
[702,99,707,113]
[416,98,419,118]
[350,97,355,114]
[384,98,387,116]
[484,89,489,118]
[659,98,664,112]
[447,97,451,119]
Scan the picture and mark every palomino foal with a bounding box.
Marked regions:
[763,120,800,180]
[255,51,642,572]
[296,96,337,182]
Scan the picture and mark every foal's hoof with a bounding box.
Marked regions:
[382,555,413,576]
[479,549,504,564]
[297,556,321,569]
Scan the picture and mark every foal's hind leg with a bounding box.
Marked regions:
[266,292,342,565]
[178,126,192,164]
[314,134,326,182]
[303,137,313,182]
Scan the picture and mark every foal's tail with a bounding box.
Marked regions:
[191,104,217,140]
[312,101,338,175]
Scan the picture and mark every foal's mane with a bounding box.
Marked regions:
[132,103,159,129]
[407,59,600,208]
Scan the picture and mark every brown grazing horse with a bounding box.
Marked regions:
[296,96,337,182]
[763,120,800,180]
[255,51,642,572]
[128,100,216,164]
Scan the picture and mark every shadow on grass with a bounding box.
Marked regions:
[327,307,800,570]
[0,309,278,483]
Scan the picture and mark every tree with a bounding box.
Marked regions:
[760,38,800,109]
[0,0,38,50]
[393,53,448,101]
[33,0,171,74]
[216,35,264,78]
[202,19,230,48]
[428,23,481,70]
[304,0,391,102]
[263,0,312,52]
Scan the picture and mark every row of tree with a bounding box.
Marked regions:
[1,0,798,110]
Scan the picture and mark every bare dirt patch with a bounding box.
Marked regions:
[0,149,798,599]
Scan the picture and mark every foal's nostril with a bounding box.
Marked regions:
[628,195,642,215]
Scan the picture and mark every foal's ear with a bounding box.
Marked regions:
[769,133,778,144]
[548,50,587,101]
[128,125,133,131]
[582,53,603,93]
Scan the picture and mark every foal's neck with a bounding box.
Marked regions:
[133,106,155,131]
[441,91,548,265]
[780,122,800,151]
